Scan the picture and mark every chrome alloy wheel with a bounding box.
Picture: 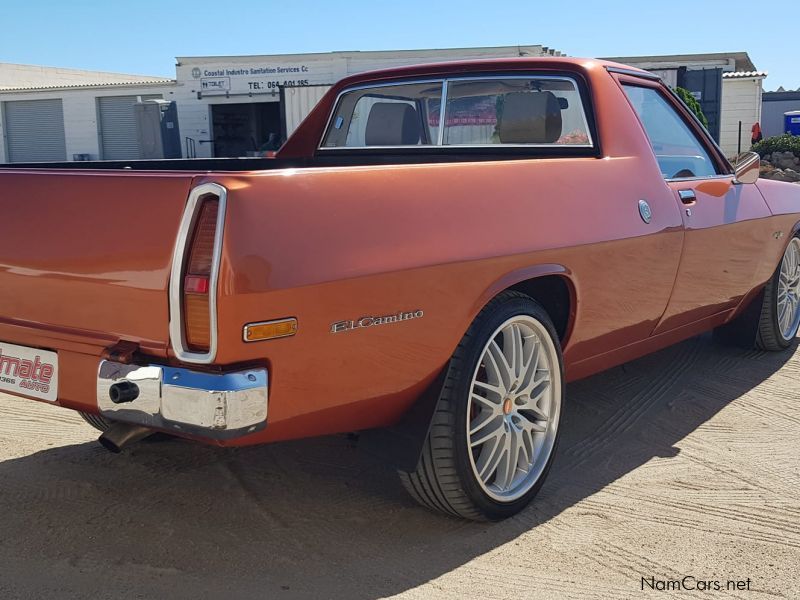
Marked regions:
[466,315,562,502]
[778,237,800,341]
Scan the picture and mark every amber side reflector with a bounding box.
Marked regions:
[244,318,298,342]
[183,198,219,352]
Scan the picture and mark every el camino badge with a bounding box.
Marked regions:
[331,310,424,333]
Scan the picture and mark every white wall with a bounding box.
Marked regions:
[0,84,177,162]
[283,85,331,137]
[173,54,340,158]
[174,46,557,157]
[720,77,763,157]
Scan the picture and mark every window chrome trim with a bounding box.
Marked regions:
[440,142,594,149]
[436,79,448,146]
[665,174,734,183]
[605,66,661,81]
[318,74,595,150]
[168,182,227,364]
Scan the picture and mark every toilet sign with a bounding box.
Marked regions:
[201,77,231,91]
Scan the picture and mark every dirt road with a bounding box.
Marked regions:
[0,333,797,599]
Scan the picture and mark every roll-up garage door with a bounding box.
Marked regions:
[3,99,67,162]
[98,94,162,160]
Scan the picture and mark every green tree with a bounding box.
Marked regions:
[674,87,709,130]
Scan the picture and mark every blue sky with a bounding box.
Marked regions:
[0,0,794,91]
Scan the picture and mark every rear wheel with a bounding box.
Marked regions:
[398,291,564,520]
[757,236,800,351]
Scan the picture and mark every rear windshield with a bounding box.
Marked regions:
[321,76,593,149]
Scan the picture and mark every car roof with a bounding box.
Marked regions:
[331,57,652,89]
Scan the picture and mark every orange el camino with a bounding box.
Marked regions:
[1,57,799,520]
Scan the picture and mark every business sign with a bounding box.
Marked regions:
[201,77,230,92]
[200,65,309,77]
[184,63,320,95]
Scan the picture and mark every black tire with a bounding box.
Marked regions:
[756,236,800,351]
[79,411,113,432]
[398,290,564,521]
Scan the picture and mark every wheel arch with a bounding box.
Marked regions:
[727,220,800,325]
[363,265,576,474]
[472,264,577,347]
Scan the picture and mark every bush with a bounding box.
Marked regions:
[752,134,800,159]
[674,87,709,129]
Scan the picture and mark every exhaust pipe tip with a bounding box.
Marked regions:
[98,434,123,454]
[98,422,154,453]
[109,381,140,404]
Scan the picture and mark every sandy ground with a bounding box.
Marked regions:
[0,333,798,599]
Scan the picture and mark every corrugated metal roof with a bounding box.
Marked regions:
[0,79,175,92]
[722,71,768,79]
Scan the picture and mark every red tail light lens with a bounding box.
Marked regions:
[184,275,210,294]
[183,198,219,351]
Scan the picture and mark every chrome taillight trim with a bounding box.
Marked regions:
[169,182,227,364]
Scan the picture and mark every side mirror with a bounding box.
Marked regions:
[733,151,760,184]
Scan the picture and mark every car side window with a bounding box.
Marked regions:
[622,85,718,179]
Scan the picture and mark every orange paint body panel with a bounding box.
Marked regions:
[1,57,799,447]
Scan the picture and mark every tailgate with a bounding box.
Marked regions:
[0,170,196,355]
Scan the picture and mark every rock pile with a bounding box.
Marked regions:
[760,151,800,183]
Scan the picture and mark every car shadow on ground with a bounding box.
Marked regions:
[0,333,794,599]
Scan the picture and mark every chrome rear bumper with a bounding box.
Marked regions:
[96,360,268,439]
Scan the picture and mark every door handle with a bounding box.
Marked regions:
[678,189,696,204]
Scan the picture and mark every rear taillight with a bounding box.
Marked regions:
[183,198,219,351]
[169,184,227,363]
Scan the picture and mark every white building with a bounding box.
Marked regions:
[172,45,563,158]
[0,46,764,163]
[0,63,174,163]
[719,71,766,154]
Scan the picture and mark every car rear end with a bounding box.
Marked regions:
[0,169,268,443]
